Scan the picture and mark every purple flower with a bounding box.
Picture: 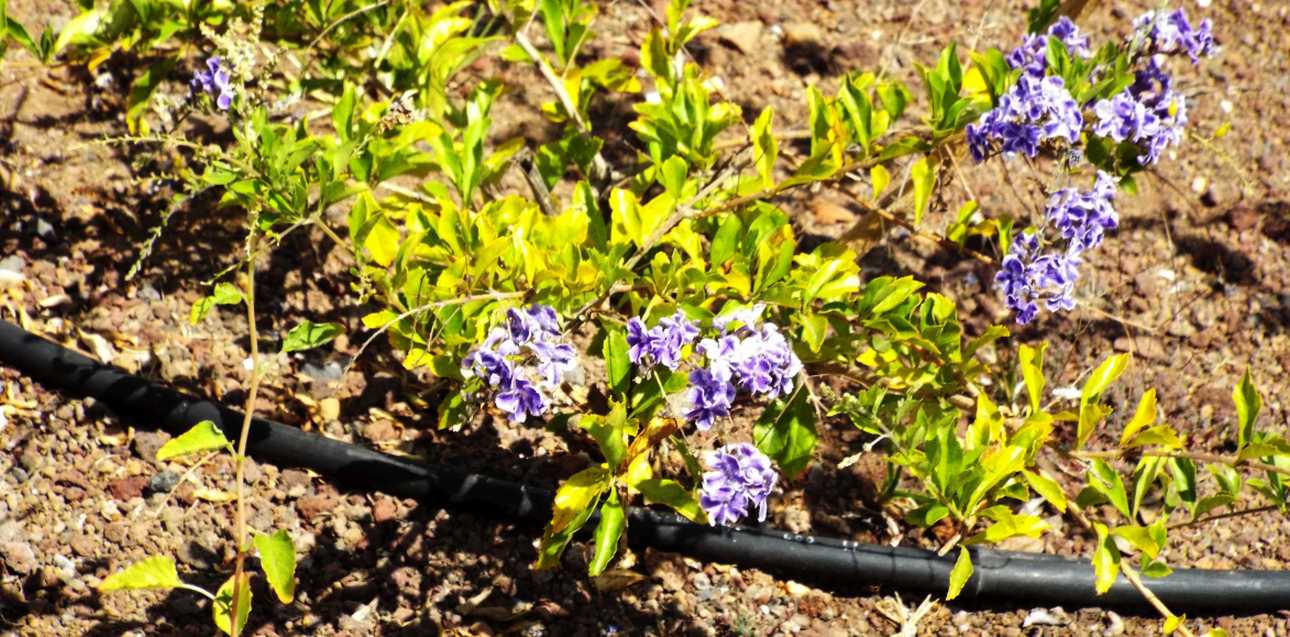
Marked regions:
[1091,59,1187,166]
[730,324,801,399]
[1133,9,1216,64]
[686,368,735,431]
[625,310,699,371]
[994,231,1082,325]
[494,378,546,423]
[713,303,766,333]
[968,75,1082,161]
[1045,171,1119,253]
[191,56,234,110]
[699,443,778,526]
[461,304,578,422]
[1007,17,1092,77]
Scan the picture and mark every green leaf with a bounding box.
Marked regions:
[98,556,183,592]
[1018,343,1046,413]
[946,548,973,600]
[910,156,935,226]
[1139,556,1173,578]
[1233,369,1261,450]
[281,320,343,353]
[603,327,631,397]
[365,215,400,267]
[126,60,172,135]
[588,490,626,577]
[751,107,777,189]
[254,530,296,603]
[1077,353,1130,448]
[637,478,705,522]
[1092,522,1121,595]
[1022,469,1067,513]
[659,155,689,198]
[800,312,828,353]
[52,8,102,54]
[581,405,628,469]
[213,573,252,636]
[190,282,245,324]
[1090,459,1131,519]
[754,388,817,478]
[156,421,231,461]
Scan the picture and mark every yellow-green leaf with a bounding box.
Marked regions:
[98,556,183,592]
[1111,525,1161,559]
[156,421,231,462]
[1233,369,1261,450]
[751,107,778,189]
[1163,614,1186,634]
[1022,469,1067,513]
[1120,388,1158,446]
[911,156,935,227]
[254,530,296,603]
[1078,353,1130,448]
[365,215,400,267]
[637,478,705,523]
[869,164,890,201]
[1092,523,1121,594]
[946,548,973,600]
[1018,342,1046,413]
[213,573,252,636]
[281,320,343,354]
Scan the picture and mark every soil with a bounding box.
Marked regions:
[3,0,1290,635]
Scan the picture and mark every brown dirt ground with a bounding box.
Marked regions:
[3,0,1290,635]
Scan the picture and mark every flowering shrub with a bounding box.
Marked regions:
[13,0,1282,634]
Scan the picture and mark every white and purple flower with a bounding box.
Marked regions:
[699,443,778,526]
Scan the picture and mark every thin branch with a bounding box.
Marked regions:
[1168,502,1281,532]
[229,236,264,637]
[1074,449,1290,480]
[513,30,611,186]
[1065,499,1194,637]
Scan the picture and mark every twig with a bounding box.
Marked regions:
[1065,499,1194,637]
[1168,502,1281,532]
[345,290,527,377]
[229,236,264,637]
[513,30,611,187]
[1074,449,1290,480]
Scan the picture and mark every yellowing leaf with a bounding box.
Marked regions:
[1092,523,1121,595]
[869,164,890,201]
[1018,342,1047,414]
[365,215,400,267]
[911,156,936,227]
[213,573,252,636]
[1120,388,1157,446]
[1078,353,1130,448]
[548,466,610,535]
[156,421,231,462]
[751,107,778,189]
[98,556,183,592]
[254,530,297,603]
[946,548,973,600]
[1022,469,1067,513]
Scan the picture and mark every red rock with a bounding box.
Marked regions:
[107,476,149,501]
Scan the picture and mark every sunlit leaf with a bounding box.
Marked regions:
[254,530,296,603]
[588,490,626,577]
[98,556,183,592]
[946,548,973,600]
[281,320,343,353]
[156,421,231,461]
[213,573,252,636]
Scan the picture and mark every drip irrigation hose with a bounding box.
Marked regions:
[2,319,1288,612]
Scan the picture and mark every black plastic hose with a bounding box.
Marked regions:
[2,319,1288,612]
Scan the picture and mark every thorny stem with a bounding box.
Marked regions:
[229,235,264,637]
[1065,498,1194,637]
[1074,449,1290,480]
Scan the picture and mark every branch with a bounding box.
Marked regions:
[513,30,611,187]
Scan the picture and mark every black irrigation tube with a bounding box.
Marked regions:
[3,319,1289,613]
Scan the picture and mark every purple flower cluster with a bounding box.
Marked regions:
[1045,171,1118,252]
[462,305,577,422]
[626,310,700,371]
[1007,16,1092,77]
[1092,58,1189,166]
[967,74,1083,161]
[995,172,1119,324]
[1133,9,1216,64]
[191,57,234,110]
[699,443,778,526]
[685,305,802,430]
